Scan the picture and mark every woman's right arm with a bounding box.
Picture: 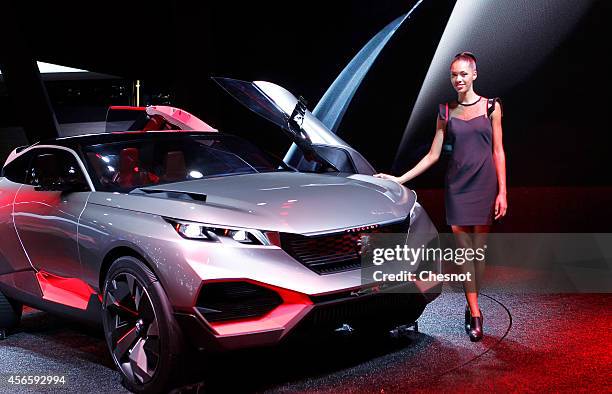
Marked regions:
[375,117,446,184]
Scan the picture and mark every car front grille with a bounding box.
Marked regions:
[283,292,424,338]
[280,219,409,275]
[308,293,415,326]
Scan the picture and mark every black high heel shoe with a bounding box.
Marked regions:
[464,305,471,334]
[469,312,484,342]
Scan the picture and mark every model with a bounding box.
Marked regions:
[375,52,508,341]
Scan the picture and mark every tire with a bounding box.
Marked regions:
[0,289,22,330]
[101,256,185,393]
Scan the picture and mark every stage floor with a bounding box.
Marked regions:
[0,291,609,393]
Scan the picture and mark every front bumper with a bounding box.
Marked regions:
[175,280,441,352]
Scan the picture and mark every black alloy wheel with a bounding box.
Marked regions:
[104,271,160,384]
[102,257,184,393]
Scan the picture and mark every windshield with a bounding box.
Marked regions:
[83,134,293,192]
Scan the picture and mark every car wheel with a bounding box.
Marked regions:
[0,289,22,333]
[102,256,184,393]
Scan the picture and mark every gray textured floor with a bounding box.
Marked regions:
[0,290,609,393]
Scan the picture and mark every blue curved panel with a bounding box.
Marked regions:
[284,1,424,167]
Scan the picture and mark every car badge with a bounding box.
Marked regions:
[350,285,381,297]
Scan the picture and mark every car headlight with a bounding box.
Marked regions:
[166,219,271,245]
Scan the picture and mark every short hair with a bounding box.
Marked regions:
[452,51,477,70]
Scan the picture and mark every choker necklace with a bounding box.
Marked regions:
[458,96,481,106]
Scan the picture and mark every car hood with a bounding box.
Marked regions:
[88,172,415,234]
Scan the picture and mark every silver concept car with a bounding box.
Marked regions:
[0,78,440,393]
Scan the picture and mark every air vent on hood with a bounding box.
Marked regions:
[137,188,207,202]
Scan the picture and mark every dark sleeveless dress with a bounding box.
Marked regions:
[439,98,501,226]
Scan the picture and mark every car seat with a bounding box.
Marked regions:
[163,151,187,182]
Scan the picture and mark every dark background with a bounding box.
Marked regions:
[1,0,610,232]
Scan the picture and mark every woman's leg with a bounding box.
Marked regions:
[473,225,491,290]
[451,225,480,317]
